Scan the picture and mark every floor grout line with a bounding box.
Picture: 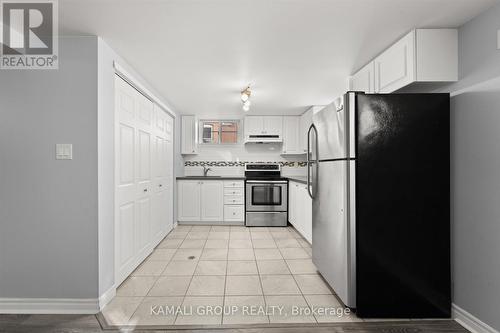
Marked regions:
[126,224,190,325]
[114,225,334,326]
[220,235,229,325]
[251,229,271,324]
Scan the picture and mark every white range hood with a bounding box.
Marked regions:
[244,135,283,144]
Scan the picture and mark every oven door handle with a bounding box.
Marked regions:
[246,180,288,184]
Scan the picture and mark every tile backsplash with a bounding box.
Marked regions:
[182,141,307,177]
[185,160,307,167]
[184,161,307,177]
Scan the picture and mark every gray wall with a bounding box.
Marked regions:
[0,37,99,298]
[435,3,500,330]
[450,82,500,331]
[447,3,500,93]
[0,35,181,301]
[450,4,500,330]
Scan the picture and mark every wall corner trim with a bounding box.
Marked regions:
[0,298,99,314]
[453,304,499,333]
[98,285,116,311]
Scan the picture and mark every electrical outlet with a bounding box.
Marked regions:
[56,144,73,160]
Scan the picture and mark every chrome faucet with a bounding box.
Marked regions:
[203,166,212,177]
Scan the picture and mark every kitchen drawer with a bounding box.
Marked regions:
[224,205,244,221]
[224,188,244,196]
[224,196,244,205]
[224,180,244,188]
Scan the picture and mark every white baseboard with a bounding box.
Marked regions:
[0,298,99,314]
[453,303,499,333]
[98,285,116,310]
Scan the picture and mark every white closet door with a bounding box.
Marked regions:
[115,75,175,286]
[115,76,138,283]
[134,93,153,255]
[165,115,174,232]
[151,132,166,242]
[151,105,173,241]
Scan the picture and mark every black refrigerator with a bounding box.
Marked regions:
[309,92,451,318]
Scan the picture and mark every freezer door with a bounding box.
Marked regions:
[312,159,354,307]
[313,98,347,161]
[355,93,450,317]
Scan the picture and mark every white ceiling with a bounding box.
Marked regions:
[60,0,497,115]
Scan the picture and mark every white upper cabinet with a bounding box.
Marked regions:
[374,31,416,93]
[244,116,264,136]
[181,115,198,154]
[351,61,376,93]
[414,29,458,82]
[352,29,458,94]
[282,116,301,155]
[244,116,283,141]
[264,116,283,136]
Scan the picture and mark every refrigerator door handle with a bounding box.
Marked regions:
[307,124,313,199]
[307,124,318,199]
[314,124,319,198]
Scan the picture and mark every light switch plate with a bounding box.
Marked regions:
[56,144,73,160]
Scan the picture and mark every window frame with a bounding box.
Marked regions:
[199,119,241,145]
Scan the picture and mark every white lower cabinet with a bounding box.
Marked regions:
[177,180,202,221]
[177,179,244,223]
[178,180,223,222]
[224,205,245,222]
[223,180,244,224]
[200,181,224,221]
[288,181,312,244]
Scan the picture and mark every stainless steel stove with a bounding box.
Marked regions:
[244,163,288,227]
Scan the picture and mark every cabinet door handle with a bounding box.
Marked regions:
[143,188,148,192]
[159,184,162,187]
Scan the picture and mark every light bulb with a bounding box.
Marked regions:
[241,93,249,102]
[243,103,250,112]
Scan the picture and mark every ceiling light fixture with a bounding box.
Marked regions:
[241,86,251,111]
[243,100,251,112]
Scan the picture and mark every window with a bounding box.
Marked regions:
[200,120,239,144]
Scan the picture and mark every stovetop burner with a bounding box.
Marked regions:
[244,163,282,180]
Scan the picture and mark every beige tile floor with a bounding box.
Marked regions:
[102,225,362,327]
